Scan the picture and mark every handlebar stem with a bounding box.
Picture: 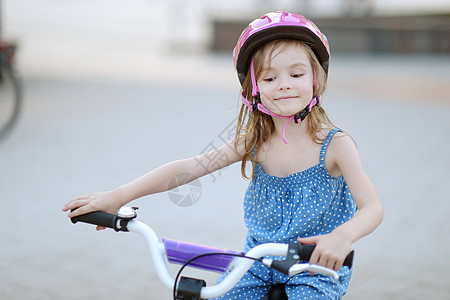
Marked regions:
[200,243,288,299]
[126,220,175,289]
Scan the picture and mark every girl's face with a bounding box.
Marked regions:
[257,43,314,117]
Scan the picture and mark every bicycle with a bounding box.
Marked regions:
[70,207,354,299]
[0,40,21,142]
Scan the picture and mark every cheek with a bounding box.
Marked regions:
[259,92,272,107]
[298,80,314,97]
[257,84,272,101]
[259,90,280,112]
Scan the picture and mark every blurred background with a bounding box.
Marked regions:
[0,0,449,299]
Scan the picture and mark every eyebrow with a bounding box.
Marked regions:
[263,62,308,72]
[288,62,308,69]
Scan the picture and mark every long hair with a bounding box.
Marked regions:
[234,39,335,180]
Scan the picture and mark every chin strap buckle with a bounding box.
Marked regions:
[252,92,261,112]
[294,106,310,123]
[294,95,321,123]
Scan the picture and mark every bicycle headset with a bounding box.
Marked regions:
[233,11,331,144]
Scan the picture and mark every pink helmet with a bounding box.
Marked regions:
[233,11,330,85]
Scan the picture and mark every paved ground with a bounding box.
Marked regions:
[1,1,450,299]
[1,52,449,299]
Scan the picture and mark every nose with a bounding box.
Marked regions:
[278,74,292,90]
[278,81,292,90]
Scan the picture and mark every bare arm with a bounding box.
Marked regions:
[335,135,383,239]
[63,140,242,218]
[298,133,383,271]
[113,140,242,203]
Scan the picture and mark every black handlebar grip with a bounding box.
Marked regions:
[70,211,118,230]
[298,244,354,269]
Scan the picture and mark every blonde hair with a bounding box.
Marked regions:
[234,39,334,180]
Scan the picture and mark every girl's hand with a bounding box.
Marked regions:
[62,191,124,230]
[297,230,352,272]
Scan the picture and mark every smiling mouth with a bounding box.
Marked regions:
[274,96,298,101]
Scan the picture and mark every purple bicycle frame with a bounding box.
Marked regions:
[163,239,242,273]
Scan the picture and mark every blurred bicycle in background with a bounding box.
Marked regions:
[0,1,21,142]
[0,40,21,141]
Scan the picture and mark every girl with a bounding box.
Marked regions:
[63,11,383,299]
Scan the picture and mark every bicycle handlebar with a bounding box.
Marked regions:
[70,208,354,299]
[71,211,118,229]
[70,210,353,268]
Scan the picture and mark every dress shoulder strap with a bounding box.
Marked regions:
[319,128,342,164]
[251,146,257,160]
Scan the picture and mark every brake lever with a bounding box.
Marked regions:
[288,263,339,282]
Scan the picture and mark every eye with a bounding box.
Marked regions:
[263,77,275,82]
[292,73,304,78]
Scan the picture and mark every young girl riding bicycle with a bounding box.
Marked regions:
[63,11,383,299]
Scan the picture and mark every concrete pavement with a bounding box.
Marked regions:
[1,52,449,299]
[1,1,450,296]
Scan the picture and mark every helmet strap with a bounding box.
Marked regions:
[293,95,321,123]
[250,58,261,111]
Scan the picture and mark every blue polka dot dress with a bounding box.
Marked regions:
[214,129,357,299]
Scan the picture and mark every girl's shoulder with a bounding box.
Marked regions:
[324,129,360,176]
[324,128,357,153]
[317,127,355,145]
[320,128,359,177]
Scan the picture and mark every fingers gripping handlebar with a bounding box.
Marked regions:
[299,244,354,269]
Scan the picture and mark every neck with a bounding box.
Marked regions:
[271,115,309,144]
